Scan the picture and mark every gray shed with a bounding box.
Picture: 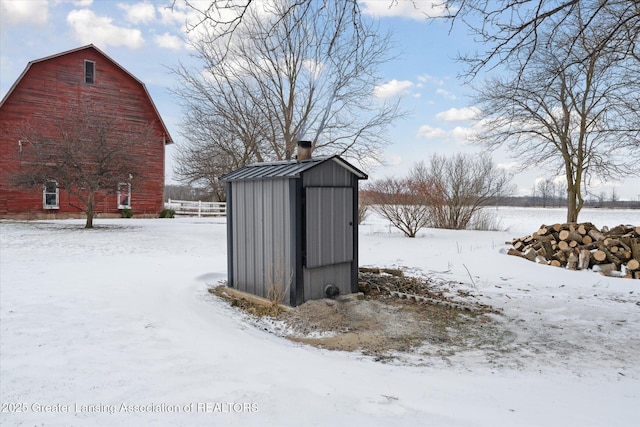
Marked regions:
[219,154,368,306]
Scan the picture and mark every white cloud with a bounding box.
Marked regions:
[303,59,325,80]
[67,9,145,49]
[373,79,413,99]
[156,0,220,47]
[498,162,520,171]
[155,32,184,50]
[386,154,403,166]
[436,106,481,122]
[451,126,475,144]
[436,88,456,100]
[158,2,190,26]
[357,150,386,170]
[360,0,449,20]
[51,0,94,5]
[417,124,446,139]
[1,0,49,27]
[417,73,443,86]
[554,176,567,186]
[118,2,156,24]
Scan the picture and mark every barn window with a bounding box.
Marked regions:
[43,180,59,209]
[117,183,131,209]
[84,60,95,84]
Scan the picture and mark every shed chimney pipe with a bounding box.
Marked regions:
[297,140,312,161]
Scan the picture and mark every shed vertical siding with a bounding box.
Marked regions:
[303,262,352,300]
[305,187,353,267]
[231,179,292,305]
[302,161,358,299]
[222,156,366,306]
[302,161,352,187]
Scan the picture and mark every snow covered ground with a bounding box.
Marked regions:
[1,207,639,426]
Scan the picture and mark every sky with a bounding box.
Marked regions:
[1,0,639,201]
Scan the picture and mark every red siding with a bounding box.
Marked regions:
[0,46,170,217]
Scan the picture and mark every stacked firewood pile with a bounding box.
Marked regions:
[507,223,640,279]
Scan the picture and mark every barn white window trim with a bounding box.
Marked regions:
[117,182,131,209]
[43,180,59,209]
[84,60,95,84]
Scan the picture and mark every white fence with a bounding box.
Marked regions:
[165,199,226,217]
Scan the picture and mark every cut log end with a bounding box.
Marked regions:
[593,250,607,263]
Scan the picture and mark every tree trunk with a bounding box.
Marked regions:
[566,186,579,223]
[85,192,95,229]
[567,189,578,222]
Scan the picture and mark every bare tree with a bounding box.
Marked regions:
[173,0,364,52]
[413,153,514,230]
[556,184,565,207]
[172,135,238,201]
[172,0,403,192]
[474,6,640,222]
[11,104,150,228]
[442,0,640,79]
[171,1,640,80]
[362,176,441,238]
[536,178,556,208]
[610,187,619,208]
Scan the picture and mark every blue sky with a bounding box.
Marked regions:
[1,0,638,201]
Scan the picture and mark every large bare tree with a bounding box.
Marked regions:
[174,0,363,50]
[474,5,640,222]
[11,104,151,228]
[173,1,640,79]
[442,0,640,79]
[172,0,403,192]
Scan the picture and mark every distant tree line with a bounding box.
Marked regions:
[496,196,640,210]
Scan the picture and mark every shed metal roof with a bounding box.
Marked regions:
[219,155,368,182]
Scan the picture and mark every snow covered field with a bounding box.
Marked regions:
[1,207,639,426]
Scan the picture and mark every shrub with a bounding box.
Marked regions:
[159,208,175,218]
[467,208,505,231]
[412,153,514,230]
[357,202,369,224]
[362,177,440,237]
[121,209,133,218]
[265,262,292,316]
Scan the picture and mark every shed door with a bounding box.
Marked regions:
[305,187,353,268]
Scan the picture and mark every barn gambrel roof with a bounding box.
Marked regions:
[0,44,173,144]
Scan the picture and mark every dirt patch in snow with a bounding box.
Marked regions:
[212,270,514,361]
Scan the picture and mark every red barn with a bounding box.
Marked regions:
[0,45,173,218]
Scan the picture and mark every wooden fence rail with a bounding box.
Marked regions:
[164,199,226,217]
